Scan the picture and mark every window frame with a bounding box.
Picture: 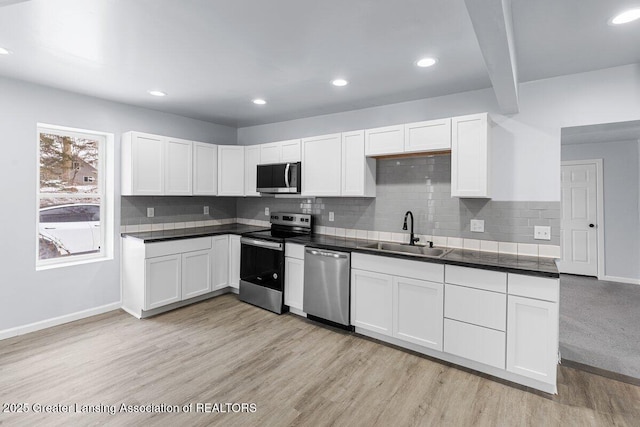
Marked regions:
[36,123,114,270]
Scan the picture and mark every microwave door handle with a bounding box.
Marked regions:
[284,163,291,188]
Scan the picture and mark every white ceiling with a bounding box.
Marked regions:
[0,0,638,127]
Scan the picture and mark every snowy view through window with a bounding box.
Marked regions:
[38,130,103,261]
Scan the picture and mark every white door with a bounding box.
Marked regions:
[132,133,164,195]
[244,146,261,197]
[193,142,218,195]
[284,256,305,311]
[182,249,212,299]
[393,277,443,350]
[364,125,404,156]
[450,113,490,198]
[342,130,366,196]
[165,138,193,195]
[217,146,245,196]
[145,254,181,310]
[211,235,230,290]
[228,235,241,289]
[351,269,393,336]
[404,118,451,153]
[280,139,301,162]
[301,133,342,196]
[557,162,598,276]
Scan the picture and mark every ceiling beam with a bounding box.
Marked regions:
[464,0,519,114]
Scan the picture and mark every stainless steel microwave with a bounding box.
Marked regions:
[256,162,301,194]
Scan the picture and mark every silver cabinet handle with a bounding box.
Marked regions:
[241,238,283,251]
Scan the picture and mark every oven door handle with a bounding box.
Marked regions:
[284,163,291,188]
[241,237,283,251]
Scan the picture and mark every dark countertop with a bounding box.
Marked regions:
[121,224,268,243]
[289,234,559,278]
[122,225,558,278]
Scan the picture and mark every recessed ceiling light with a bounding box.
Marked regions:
[332,79,348,87]
[0,47,12,55]
[416,57,438,68]
[252,98,267,105]
[147,90,167,97]
[610,8,640,25]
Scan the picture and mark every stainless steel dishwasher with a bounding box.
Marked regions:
[303,247,352,329]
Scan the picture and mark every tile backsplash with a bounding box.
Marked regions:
[236,155,560,245]
[121,155,560,246]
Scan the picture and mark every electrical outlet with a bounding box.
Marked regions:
[534,226,551,240]
[203,206,209,215]
[329,212,335,222]
[147,207,154,218]
[470,219,484,232]
[264,207,270,216]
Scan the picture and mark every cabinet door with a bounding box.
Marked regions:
[165,137,193,195]
[393,277,443,351]
[451,113,490,198]
[182,249,212,299]
[132,133,164,195]
[228,235,241,289]
[217,146,245,196]
[244,145,261,197]
[364,125,404,156]
[351,269,393,336]
[145,254,181,310]
[211,235,230,290]
[302,133,342,196]
[280,139,301,162]
[260,142,281,164]
[284,256,304,311]
[193,142,218,195]
[341,130,376,197]
[404,118,451,153]
[507,295,558,384]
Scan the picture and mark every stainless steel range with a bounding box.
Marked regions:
[239,213,312,314]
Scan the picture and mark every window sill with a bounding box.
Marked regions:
[36,253,114,271]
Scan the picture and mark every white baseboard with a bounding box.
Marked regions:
[0,301,122,341]
[599,275,640,285]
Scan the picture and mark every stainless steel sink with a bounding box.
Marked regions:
[359,241,451,258]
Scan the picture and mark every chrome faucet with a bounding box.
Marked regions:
[402,211,420,246]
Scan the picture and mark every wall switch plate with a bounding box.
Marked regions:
[147,207,154,218]
[203,206,209,215]
[470,219,484,232]
[329,212,335,222]
[264,207,269,216]
[534,226,551,240]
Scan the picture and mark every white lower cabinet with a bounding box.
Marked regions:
[507,295,559,384]
[393,276,443,350]
[351,269,394,335]
[181,249,212,300]
[145,254,182,310]
[228,235,241,289]
[212,235,230,290]
[284,243,305,313]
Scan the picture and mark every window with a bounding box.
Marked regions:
[37,124,113,268]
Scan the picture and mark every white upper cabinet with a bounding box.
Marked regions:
[244,145,261,197]
[404,118,451,153]
[217,146,245,196]
[451,113,491,198]
[365,125,404,156]
[341,130,376,197]
[260,139,301,164]
[301,133,342,196]
[165,137,193,195]
[122,131,165,195]
[192,142,218,196]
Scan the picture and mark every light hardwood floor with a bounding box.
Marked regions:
[1,294,639,426]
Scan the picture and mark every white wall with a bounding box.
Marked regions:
[562,140,640,281]
[0,77,236,333]
[238,64,640,201]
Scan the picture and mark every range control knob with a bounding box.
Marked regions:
[272,273,278,280]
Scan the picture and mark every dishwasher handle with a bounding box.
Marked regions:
[305,247,349,259]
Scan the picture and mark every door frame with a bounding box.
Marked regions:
[560,159,605,279]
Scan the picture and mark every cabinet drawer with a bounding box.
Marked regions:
[145,237,212,258]
[352,253,443,283]
[445,284,506,331]
[508,274,559,302]
[445,265,506,293]
[285,243,306,260]
[444,319,505,369]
